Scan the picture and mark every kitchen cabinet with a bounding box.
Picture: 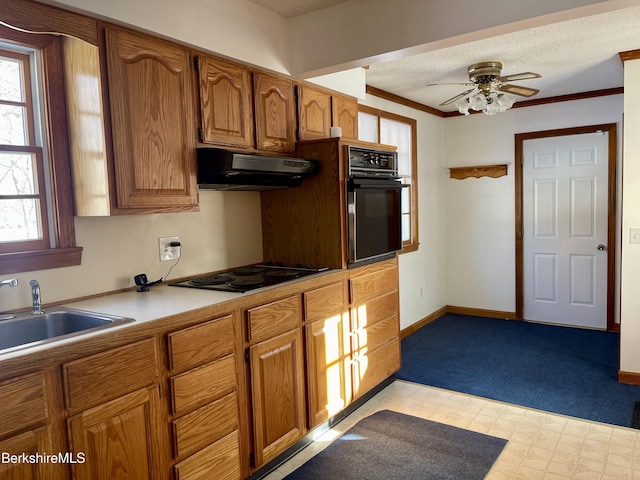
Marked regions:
[297,85,332,140]
[101,26,198,213]
[167,314,245,480]
[332,94,359,141]
[0,369,68,480]
[245,295,306,468]
[349,257,401,399]
[253,72,296,153]
[304,281,351,428]
[262,137,395,269]
[297,85,358,142]
[196,56,254,148]
[63,338,171,479]
[196,55,295,153]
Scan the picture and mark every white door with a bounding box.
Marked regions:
[523,132,609,328]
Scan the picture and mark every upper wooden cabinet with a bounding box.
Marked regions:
[297,85,358,142]
[102,27,198,213]
[297,85,332,140]
[332,94,358,141]
[253,72,296,153]
[196,56,254,148]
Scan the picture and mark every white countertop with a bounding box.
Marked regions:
[63,284,242,323]
[0,271,341,363]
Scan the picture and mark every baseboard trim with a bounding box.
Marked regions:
[400,305,518,339]
[446,305,517,320]
[618,371,640,385]
[400,306,447,339]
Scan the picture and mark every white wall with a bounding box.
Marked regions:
[1,192,264,311]
[45,0,291,73]
[359,95,447,330]
[443,95,624,314]
[620,59,640,374]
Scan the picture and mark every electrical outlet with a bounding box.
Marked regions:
[159,236,181,262]
[631,229,640,244]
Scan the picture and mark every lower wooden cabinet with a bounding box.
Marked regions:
[304,282,351,428]
[0,425,62,480]
[0,269,400,479]
[349,258,401,400]
[0,369,68,480]
[174,430,241,480]
[167,314,245,480]
[249,328,306,467]
[67,385,168,479]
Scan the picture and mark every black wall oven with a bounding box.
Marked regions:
[347,146,403,267]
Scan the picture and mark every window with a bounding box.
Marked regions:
[358,105,418,253]
[0,25,81,274]
[0,47,50,252]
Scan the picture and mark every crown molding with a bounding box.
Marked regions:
[366,85,624,118]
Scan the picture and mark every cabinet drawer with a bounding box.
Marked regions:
[353,337,400,399]
[171,355,236,415]
[168,314,235,372]
[355,314,399,353]
[352,290,398,328]
[0,372,47,437]
[247,295,301,343]
[349,266,398,305]
[174,429,241,480]
[304,282,344,323]
[172,391,238,459]
[63,338,158,411]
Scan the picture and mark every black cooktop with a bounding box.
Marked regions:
[169,264,328,293]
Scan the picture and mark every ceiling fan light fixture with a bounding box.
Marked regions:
[495,93,515,111]
[432,61,541,116]
[468,92,487,110]
[456,98,471,115]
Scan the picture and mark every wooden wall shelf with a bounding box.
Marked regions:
[449,164,508,180]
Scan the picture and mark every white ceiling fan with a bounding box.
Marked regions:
[429,61,542,115]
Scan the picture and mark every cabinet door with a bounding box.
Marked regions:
[249,329,305,466]
[253,72,296,152]
[104,27,198,211]
[0,427,67,480]
[297,85,332,141]
[332,95,358,141]
[68,385,169,480]
[197,57,254,148]
[305,314,351,428]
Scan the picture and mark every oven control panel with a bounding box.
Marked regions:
[347,146,398,176]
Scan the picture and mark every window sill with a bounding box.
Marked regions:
[0,247,83,275]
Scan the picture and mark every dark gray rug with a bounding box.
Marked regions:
[283,410,507,479]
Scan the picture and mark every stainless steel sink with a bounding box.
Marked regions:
[0,307,135,354]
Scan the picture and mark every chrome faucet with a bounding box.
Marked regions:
[0,278,18,289]
[30,279,44,315]
[0,279,18,320]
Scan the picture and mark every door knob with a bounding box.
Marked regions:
[597,244,606,251]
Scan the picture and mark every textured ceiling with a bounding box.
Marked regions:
[249,0,640,112]
[247,0,350,18]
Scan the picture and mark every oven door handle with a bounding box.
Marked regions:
[348,178,405,190]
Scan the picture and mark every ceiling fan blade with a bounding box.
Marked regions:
[497,83,540,97]
[427,82,474,87]
[439,88,477,106]
[497,72,541,82]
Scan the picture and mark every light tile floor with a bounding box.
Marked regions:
[263,380,640,480]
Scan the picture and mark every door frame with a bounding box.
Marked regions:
[515,123,618,331]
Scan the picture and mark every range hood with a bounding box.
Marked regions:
[197,148,319,191]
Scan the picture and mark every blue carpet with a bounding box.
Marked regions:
[397,314,640,428]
